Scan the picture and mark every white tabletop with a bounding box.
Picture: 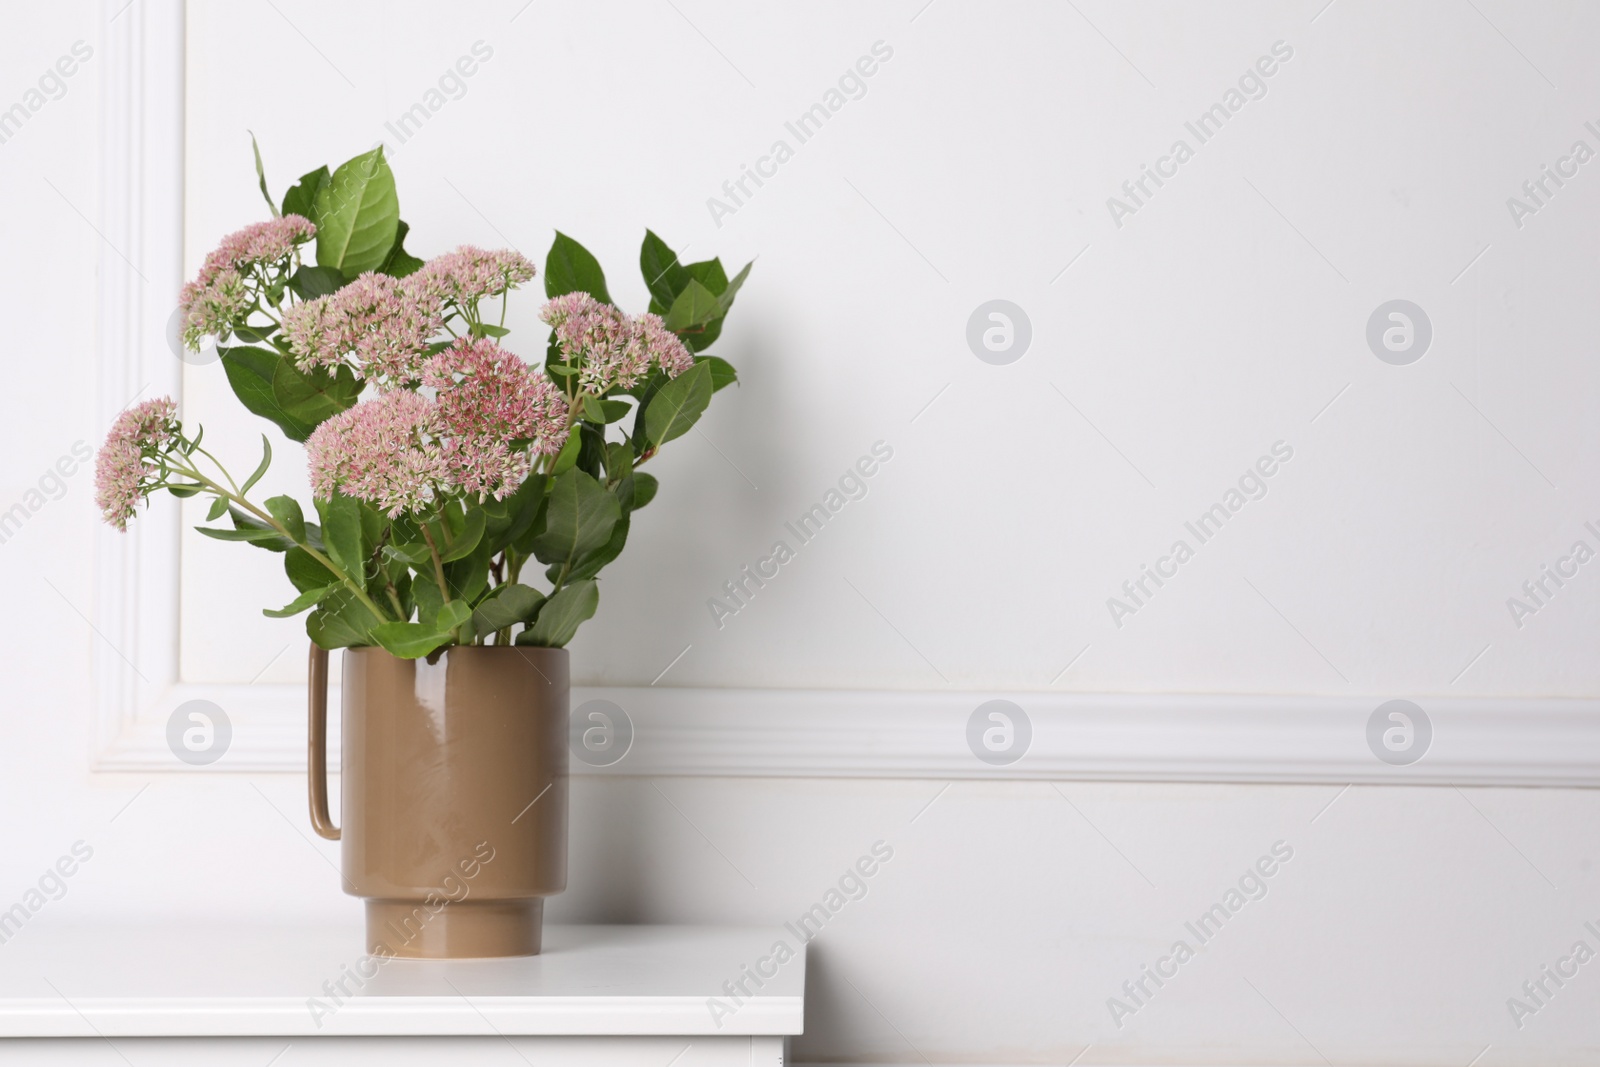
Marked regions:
[0,923,804,1037]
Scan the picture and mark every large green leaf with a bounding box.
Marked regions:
[370,602,469,659]
[316,491,367,580]
[696,355,738,392]
[220,346,306,439]
[528,469,620,569]
[486,474,547,554]
[436,508,485,563]
[545,231,612,305]
[518,580,599,647]
[379,219,424,278]
[289,265,344,301]
[443,538,491,604]
[470,583,546,634]
[271,359,362,434]
[684,258,729,295]
[644,362,712,446]
[314,148,400,276]
[281,165,329,221]
[220,346,359,442]
[264,495,306,543]
[285,546,338,592]
[640,229,690,310]
[664,279,721,331]
[560,513,629,583]
[307,587,382,648]
[631,472,659,510]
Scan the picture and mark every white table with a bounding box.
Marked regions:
[0,922,803,1065]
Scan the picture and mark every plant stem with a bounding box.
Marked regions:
[419,523,452,603]
[170,460,391,622]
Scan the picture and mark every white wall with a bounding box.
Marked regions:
[2,0,1599,1063]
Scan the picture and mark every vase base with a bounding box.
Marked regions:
[366,898,543,959]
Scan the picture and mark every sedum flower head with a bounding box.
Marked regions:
[283,271,444,386]
[306,343,568,515]
[423,338,570,499]
[178,215,315,351]
[305,389,446,518]
[541,292,695,391]
[94,396,180,531]
[409,246,537,307]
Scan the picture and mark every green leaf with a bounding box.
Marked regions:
[444,537,491,604]
[471,583,546,634]
[205,496,229,521]
[233,322,278,343]
[281,165,329,221]
[285,546,338,592]
[249,132,279,218]
[220,346,310,441]
[640,229,690,310]
[264,584,335,618]
[195,523,289,549]
[317,491,367,579]
[644,362,712,446]
[684,258,729,295]
[314,147,400,277]
[437,508,485,563]
[378,219,425,279]
[529,469,621,569]
[716,260,752,314]
[270,359,362,435]
[518,579,599,647]
[220,346,360,442]
[412,578,444,629]
[582,394,629,424]
[167,484,203,498]
[490,473,547,553]
[562,513,629,583]
[289,265,344,301]
[265,496,306,543]
[386,541,432,567]
[695,355,738,392]
[473,323,510,338]
[664,279,721,331]
[307,587,382,649]
[544,231,612,305]
[370,600,469,659]
[631,472,659,510]
[551,428,581,475]
[603,440,633,489]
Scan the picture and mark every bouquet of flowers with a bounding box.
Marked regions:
[95,144,747,658]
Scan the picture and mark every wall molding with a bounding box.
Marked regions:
[92,0,187,770]
[94,684,1600,785]
[90,0,1600,788]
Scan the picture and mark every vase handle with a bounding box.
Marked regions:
[307,642,340,841]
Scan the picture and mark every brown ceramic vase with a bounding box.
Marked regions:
[308,644,569,959]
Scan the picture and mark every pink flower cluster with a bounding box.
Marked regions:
[424,338,570,498]
[94,397,180,531]
[177,215,315,350]
[283,248,536,386]
[305,390,445,517]
[283,272,443,385]
[540,292,694,391]
[409,246,537,307]
[306,340,569,516]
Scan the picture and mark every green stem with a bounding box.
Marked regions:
[171,461,391,623]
